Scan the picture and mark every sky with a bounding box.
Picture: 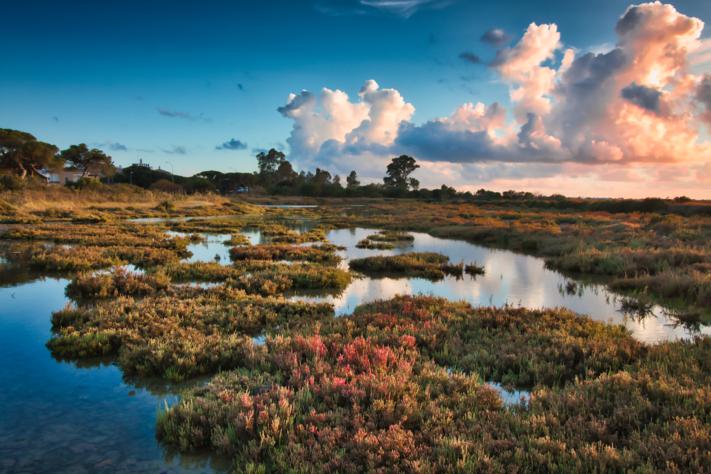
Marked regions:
[1,0,710,198]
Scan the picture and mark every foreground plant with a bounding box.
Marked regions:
[157,296,709,472]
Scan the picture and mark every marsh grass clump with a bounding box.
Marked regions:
[164,261,352,295]
[230,263,352,295]
[230,244,341,265]
[610,270,711,322]
[356,230,414,249]
[347,296,643,389]
[66,267,170,300]
[349,252,464,280]
[47,289,334,380]
[224,233,251,246]
[7,243,123,271]
[2,222,189,251]
[355,238,395,249]
[7,242,185,272]
[464,263,485,276]
[256,224,329,244]
[368,230,414,243]
[156,336,501,470]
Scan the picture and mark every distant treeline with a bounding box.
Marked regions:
[1,129,708,215]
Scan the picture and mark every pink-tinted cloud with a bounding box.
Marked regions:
[277,2,711,197]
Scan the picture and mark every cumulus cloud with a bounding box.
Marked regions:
[492,22,563,118]
[278,80,413,171]
[216,138,248,151]
[698,74,711,126]
[278,2,711,194]
[620,83,664,113]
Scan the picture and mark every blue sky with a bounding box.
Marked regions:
[1,0,710,196]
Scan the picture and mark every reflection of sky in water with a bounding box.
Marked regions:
[487,382,531,407]
[297,228,710,344]
[0,278,229,472]
[168,231,234,265]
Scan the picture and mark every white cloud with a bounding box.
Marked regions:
[277,2,711,196]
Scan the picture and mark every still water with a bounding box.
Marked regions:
[0,223,707,472]
[0,276,230,473]
[297,228,709,344]
[166,226,709,344]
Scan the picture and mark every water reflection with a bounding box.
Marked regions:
[185,234,233,265]
[0,277,230,473]
[487,382,531,407]
[293,228,710,344]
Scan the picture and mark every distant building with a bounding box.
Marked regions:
[133,158,151,169]
[41,167,105,185]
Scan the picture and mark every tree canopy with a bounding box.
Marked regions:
[346,170,360,189]
[384,155,420,191]
[256,149,287,181]
[0,128,61,179]
[60,143,116,177]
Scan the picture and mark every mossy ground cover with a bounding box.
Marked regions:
[157,296,710,472]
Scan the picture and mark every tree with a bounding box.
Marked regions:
[384,155,419,191]
[256,148,286,182]
[60,144,115,178]
[0,128,62,179]
[312,168,332,186]
[346,170,360,189]
[274,161,298,186]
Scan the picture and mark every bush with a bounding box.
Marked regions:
[150,179,185,194]
[0,174,26,191]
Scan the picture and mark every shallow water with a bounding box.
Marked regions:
[166,225,708,344]
[487,382,531,407]
[180,232,234,265]
[294,228,709,344]
[0,275,230,473]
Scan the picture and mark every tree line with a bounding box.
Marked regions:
[0,129,116,182]
[1,128,705,214]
